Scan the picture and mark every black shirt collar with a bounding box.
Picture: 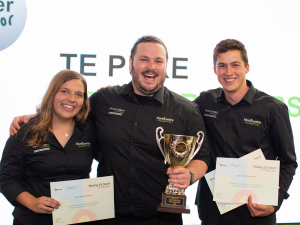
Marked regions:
[217,80,256,105]
[243,80,255,105]
[119,81,165,104]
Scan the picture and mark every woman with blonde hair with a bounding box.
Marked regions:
[0,70,97,225]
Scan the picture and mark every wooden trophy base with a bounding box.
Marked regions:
[157,192,190,214]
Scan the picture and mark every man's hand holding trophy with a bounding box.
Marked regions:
[156,126,204,213]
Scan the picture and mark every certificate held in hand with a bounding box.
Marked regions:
[50,176,114,225]
[213,157,280,206]
[205,149,266,215]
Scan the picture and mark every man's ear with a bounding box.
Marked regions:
[245,64,250,74]
[214,67,217,75]
[129,58,133,75]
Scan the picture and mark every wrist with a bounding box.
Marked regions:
[270,206,275,214]
[15,192,37,213]
[189,171,195,185]
[26,196,38,213]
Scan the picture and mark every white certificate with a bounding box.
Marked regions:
[50,176,114,225]
[213,157,279,206]
[205,149,265,214]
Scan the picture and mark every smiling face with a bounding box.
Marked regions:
[52,79,84,122]
[130,42,167,96]
[214,50,249,103]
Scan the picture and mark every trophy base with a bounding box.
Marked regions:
[157,193,190,214]
[157,203,190,214]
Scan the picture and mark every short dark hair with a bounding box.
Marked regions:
[213,39,248,68]
[130,35,168,62]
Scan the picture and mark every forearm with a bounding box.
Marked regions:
[15,191,38,212]
[15,191,60,214]
[10,113,36,135]
[187,159,208,182]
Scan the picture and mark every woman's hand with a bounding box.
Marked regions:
[31,196,61,214]
[15,192,61,214]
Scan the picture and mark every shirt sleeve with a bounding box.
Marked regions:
[270,102,297,211]
[88,91,99,123]
[186,104,211,168]
[89,120,101,162]
[0,136,26,205]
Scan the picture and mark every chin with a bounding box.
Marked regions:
[60,115,75,120]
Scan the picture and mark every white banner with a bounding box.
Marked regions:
[0,1,299,224]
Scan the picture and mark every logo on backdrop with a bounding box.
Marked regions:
[0,0,27,51]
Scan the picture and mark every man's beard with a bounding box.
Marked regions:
[131,65,166,96]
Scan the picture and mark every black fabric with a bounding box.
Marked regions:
[13,218,23,225]
[134,93,152,104]
[95,213,182,225]
[89,82,210,221]
[194,80,297,225]
[0,119,97,225]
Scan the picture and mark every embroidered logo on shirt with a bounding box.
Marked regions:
[203,109,218,118]
[156,116,174,123]
[33,144,50,153]
[76,142,91,147]
[108,107,125,116]
[244,118,261,126]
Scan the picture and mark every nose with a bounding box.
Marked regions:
[68,94,76,102]
[225,66,233,75]
[147,60,156,70]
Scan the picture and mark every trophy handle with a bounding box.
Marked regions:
[190,131,205,160]
[156,126,167,164]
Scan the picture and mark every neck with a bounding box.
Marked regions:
[132,83,155,97]
[224,86,250,105]
[52,117,74,130]
[133,88,154,97]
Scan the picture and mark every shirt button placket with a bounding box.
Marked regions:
[62,150,67,178]
[228,107,232,127]
[129,104,141,211]
[224,106,231,142]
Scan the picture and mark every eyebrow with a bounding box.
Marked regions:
[139,55,165,60]
[218,61,242,65]
[60,87,84,94]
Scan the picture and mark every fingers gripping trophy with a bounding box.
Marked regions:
[156,127,204,213]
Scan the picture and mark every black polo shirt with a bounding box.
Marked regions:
[89,82,211,219]
[195,80,297,225]
[0,119,97,225]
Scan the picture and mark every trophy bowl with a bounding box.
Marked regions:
[156,127,204,213]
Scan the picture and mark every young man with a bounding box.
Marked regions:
[8,36,211,225]
[195,39,297,225]
[89,36,210,225]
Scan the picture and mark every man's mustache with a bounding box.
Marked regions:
[141,69,159,76]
